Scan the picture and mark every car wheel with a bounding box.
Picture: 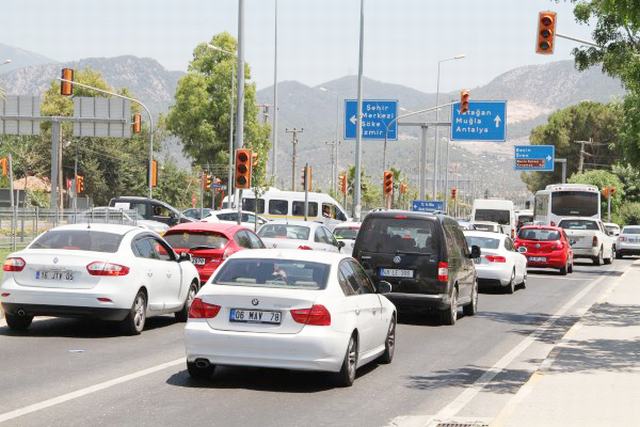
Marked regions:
[616,252,623,259]
[559,264,568,275]
[520,272,527,289]
[175,281,198,322]
[463,280,478,316]
[122,291,147,335]
[506,269,516,294]
[593,249,603,266]
[568,263,573,274]
[605,247,614,265]
[439,287,458,325]
[336,334,358,387]
[5,313,33,331]
[378,315,396,364]
[187,360,215,380]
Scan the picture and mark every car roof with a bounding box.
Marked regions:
[464,230,506,239]
[228,248,349,264]
[472,220,499,225]
[519,225,562,231]
[264,219,321,227]
[333,221,361,229]
[165,222,247,234]
[558,217,598,221]
[48,223,141,235]
[363,209,444,221]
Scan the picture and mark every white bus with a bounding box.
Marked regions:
[533,183,601,226]
[223,188,349,225]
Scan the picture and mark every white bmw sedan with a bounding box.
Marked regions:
[1,223,200,335]
[464,230,527,294]
[184,249,397,387]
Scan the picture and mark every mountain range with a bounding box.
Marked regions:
[0,43,627,196]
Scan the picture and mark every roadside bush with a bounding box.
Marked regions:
[617,202,640,226]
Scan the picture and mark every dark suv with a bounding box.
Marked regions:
[353,210,480,325]
[108,196,192,226]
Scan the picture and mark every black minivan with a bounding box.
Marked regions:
[353,210,480,325]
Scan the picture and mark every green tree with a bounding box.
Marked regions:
[522,101,621,193]
[166,32,271,190]
[617,202,640,226]
[568,169,624,215]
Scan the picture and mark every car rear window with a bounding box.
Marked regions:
[465,235,500,249]
[164,231,228,250]
[474,209,510,225]
[258,224,310,240]
[333,227,359,240]
[213,258,330,290]
[558,220,598,230]
[622,227,640,235]
[29,230,123,253]
[518,229,561,241]
[357,217,437,254]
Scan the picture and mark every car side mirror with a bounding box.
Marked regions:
[469,245,481,259]
[376,280,392,294]
[178,252,192,262]
[570,240,577,246]
[337,240,346,248]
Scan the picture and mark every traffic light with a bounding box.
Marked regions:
[150,160,158,188]
[339,173,347,195]
[383,170,393,196]
[460,90,470,114]
[602,186,616,199]
[451,187,458,200]
[205,174,213,189]
[60,68,74,96]
[132,113,142,134]
[536,11,557,55]
[399,182,408,194]
[235,148,252,189]
[300,165,313,191]
[0,157,7,177]
[76,175,85,193]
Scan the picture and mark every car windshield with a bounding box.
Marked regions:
[30,230,123,253]
[333,227,359,240]
[605,225,618,233]
[558,220,599,230]
[474,209,510,225]
[258,224,310,240]
[213,258,330,290]
[518,228,561,241]
[164,231,228,249]
[465,235,500,249]
[357,217,437,254]
[621,227,640,235]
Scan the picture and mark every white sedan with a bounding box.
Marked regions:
[464,230,527,294]
[201,209,268,230]
[1,223,200,335]
[331,222,361,256]
[184,249,397,386]
[257,220,343,252]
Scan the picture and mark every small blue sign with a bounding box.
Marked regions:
[412,200,444,212]
[514,145,555,171]
[344,99,398,140]
[211,183,227,190]
[451,100,507,142]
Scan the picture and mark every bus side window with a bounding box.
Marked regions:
[269,199,288,215]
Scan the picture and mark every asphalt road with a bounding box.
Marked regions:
[0,258,633,427]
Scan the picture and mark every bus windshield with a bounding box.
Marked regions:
[551,191,598,217]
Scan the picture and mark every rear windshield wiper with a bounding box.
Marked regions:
[394,250,432,256]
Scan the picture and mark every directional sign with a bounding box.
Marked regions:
[412,200,444,212]
[514,145,555,171]
[344,99,398,140]
[451,100,507,142]
[0,96,41,136]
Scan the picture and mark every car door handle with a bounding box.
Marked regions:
[355,308,361,315]
[147,271,153,277]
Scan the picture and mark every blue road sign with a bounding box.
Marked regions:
[412,200,444,212]
[514,145,555,171]
[451,100,507,142]
[344,99,398,140]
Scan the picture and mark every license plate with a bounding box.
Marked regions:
[229,308,282,324]
[380,268,414,278]
[529,256,547,262]
[35,270,74,281]
[192,257,206,266]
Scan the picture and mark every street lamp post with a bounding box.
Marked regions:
[354,0,365,220]
[434,54,465,206]
[272,0,279,183]
[207,43,237,207]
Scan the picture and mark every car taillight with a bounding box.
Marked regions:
[298,245,313,250]
[222,247,233,260]
[550,221,556,226]
[592,236,598,247]
[86,261,130,276]
[290,304,331,326]
[485,255,506,263]
[619,236,626,242]
[437,261,449,282]
[511,229,515,239]
[553,241,564,250]
[3,257,25,272]
[188,297,221,318]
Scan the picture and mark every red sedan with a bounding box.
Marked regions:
[164,222,265,283]
[514,225,574,275]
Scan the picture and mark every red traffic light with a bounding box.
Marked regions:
[339,174,347,195]
[132,113,142,134]
[460,90,470,114]
[61,68,74,96]
[536,11,557,54]
[451,187,458,200]
[235,149,252,189]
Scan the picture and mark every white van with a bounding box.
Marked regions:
[224,188,349,225]
[472,199,516,239]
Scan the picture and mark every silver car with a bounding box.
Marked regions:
[617,226,640,258]
[257,220,343,252]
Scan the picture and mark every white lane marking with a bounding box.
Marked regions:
[0,358,184,423]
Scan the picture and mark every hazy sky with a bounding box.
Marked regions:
[2,0,594,92]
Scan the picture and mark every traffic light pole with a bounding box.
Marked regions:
[57,77,155,199]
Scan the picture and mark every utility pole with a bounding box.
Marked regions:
[325,140,340,194]
[574,138,596,174]
[285,128,303,191]
[354,0,365,220]
[271,0,279,183]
